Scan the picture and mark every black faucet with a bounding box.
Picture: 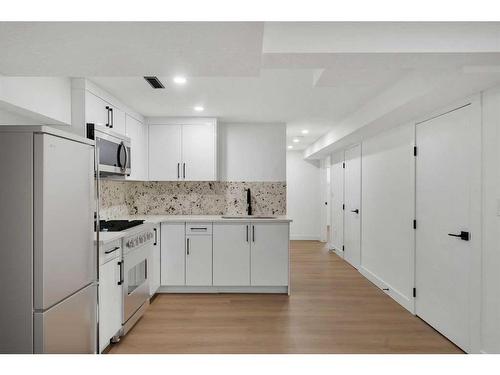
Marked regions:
[246,188,252,216]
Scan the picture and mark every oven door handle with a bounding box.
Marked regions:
[117,260,124,285]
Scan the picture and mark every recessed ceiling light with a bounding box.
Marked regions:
[194,106,204,112]
[173,76,187,85]
[288,145,293,149]
[301,129,309,134]
[293,138,300,143]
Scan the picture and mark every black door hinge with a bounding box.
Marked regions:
[413,288,416,298]
[342,162,345,169]
[413,146,417,156]
[413,219,417,229]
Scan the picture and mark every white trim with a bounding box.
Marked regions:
[158,286,288,294]
[290,235,320,241]
[359,266,414,313]
[146,117,217,126]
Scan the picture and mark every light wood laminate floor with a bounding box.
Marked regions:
[109,240,462,354]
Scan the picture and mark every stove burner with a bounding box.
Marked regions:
[99,220,145,232]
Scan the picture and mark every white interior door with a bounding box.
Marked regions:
[330,151,345,254]
[415,104,480,352]
[344,144,361,268]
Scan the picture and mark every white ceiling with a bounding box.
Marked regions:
[2,22,500,150]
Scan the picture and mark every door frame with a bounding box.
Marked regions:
[413,94,482,353]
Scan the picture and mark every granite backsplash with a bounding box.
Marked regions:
[99,180,286,219]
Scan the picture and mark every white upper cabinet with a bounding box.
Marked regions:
[111,106,126,136]
[84,91,108,127]
[148,119,217,181]
[71,78,144,139]
[125,114,148,180]
[182,123,216,181]
[149,125,182,181]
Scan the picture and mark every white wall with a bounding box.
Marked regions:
[0,77,71,125]
[359,123,415,312]
[480,86,500,354]
[286,150,321,240]
[219,123,286,181]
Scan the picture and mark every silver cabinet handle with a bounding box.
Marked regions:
[110,107,114,128]
[153,227,157,246]
[252,225,255,242]
[183,163,186,179]
[246,225,249,242]
[190,227,207,231]
[186,238,190,255]
[177,163,180,179]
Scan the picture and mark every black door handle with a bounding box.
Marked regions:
[448,231,470,241]
[351,209,359,214]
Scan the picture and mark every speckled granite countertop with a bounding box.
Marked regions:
[116,214,292,224]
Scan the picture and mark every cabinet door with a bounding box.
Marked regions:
[250,223,289,286]
[149,225,161,295]
[213,223,250,286]
[182,123,216,181]
[185,235,213,286]
[149,125,182,181]
[85,91,108,127]
[111,106,126,136]
[98,259,122,353]
[160,223,185,285]
[126,115,148,180]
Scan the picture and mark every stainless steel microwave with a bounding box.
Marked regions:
[87,123,131,176]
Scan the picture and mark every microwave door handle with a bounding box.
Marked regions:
[124,144,129,174]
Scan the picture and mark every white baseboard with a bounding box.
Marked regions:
[290,235,320,240]
[359,266,415,313]
[158,285,289,294]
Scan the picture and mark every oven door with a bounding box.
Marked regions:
[122,244,150,324]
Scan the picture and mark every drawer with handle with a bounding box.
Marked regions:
[186,223,212,235]
[99,238,122,265]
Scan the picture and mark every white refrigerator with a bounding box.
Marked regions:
[0,126,97,353]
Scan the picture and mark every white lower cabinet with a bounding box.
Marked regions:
[213,223,250,286]
[250,223,289,286]
[149,224,161,296]
[160,223,186,285]
[185,234,213,286]
[160,221,289,291]
[98,247,122,353]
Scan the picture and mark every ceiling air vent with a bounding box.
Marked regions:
[144,76,165,89]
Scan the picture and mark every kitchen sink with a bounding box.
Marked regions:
[221,215,277,219]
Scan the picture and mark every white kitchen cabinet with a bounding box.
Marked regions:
[98,256,122,353]
[111,106,126,136]
[185,234,213,286]
[148,121,217,181]
[149,125,182,181]
[85,91,108,127]
[149,224,161,296]
[182,123,216,181]
[213,223,250,286]
[160,223,186,285]
[126,114,148,180]
[250,222,289,286]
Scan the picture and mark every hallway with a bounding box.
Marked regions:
[109,240,461,354]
